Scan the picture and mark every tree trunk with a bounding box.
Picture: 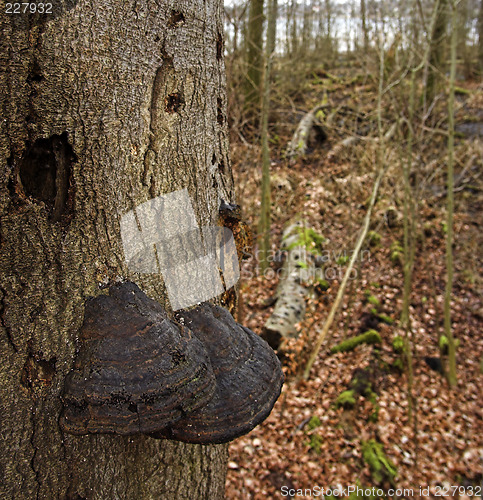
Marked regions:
[444,0,458,388]
[325,0,332,47]
[290,0,298,56]
[427,0,448,103]
[478,0,483,71]
[244,0,265,119]
[259,0,277,273]
[456,0,470,79]
[361,0,369,51]
[263,221,318,350]
[302,0,311,52]
[0,1,233,498]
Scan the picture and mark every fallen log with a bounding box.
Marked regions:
[285,104,328,160]
[262,221,325,350]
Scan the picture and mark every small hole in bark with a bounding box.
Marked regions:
[65,488,87,500]
[27,60,43,83]
[19,132,76,222]
[168,10,185,27]
[217,98,224,125]
[154,35,160,42]
[165,93,184,113]
[20,138,56,203]
[211,153,217,165]
[219,160,225,174]
[216,32,223,60]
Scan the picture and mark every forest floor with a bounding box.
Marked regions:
[224,61,483,500]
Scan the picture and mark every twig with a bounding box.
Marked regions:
[304,31,390,380]
[303,164,387,380]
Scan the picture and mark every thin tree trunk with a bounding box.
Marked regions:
[0,1,233,498]
[400,71,417,421]
[285,1,292,54]
[304,32,388,380]
[478,0,483,70]
[302,0,311,53]
[427,0,448,103]
[259,0,277,273]
[291,0,298,55]
[444,0,458,388]
[245,0,265,118]
[325,0,332,45]
[456,0,471,78]
[361,0,369,51]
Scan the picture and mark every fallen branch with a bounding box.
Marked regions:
[326,136,360,161]
[326,123,396,161]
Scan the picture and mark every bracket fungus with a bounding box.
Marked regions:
[153,303,284,444]
[60,282,215,435]
[60,282,284,443]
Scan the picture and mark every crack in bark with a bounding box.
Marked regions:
[142,48,174,190]
[0,286,18,352]
[29,405,41,500]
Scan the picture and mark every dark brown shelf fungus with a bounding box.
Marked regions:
[60,282,216,435]
[152,303,284,444]
[60,282,283,444]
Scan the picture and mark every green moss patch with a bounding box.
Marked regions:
[362,439,397,484]
[316,278,330,291]
[371,310,394,325]
[367,230,382,246]
[439,335,460,354]
[308,433,323,454]
[392,335,404,354]
[390,240,403,266]
[335,390,356,408]
[307,415,321,430]
[364,291,381,307]
[336,255,350,265]
[286,227,326,255]
[331,330,382,354]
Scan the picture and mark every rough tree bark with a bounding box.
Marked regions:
[0,1,233,498]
